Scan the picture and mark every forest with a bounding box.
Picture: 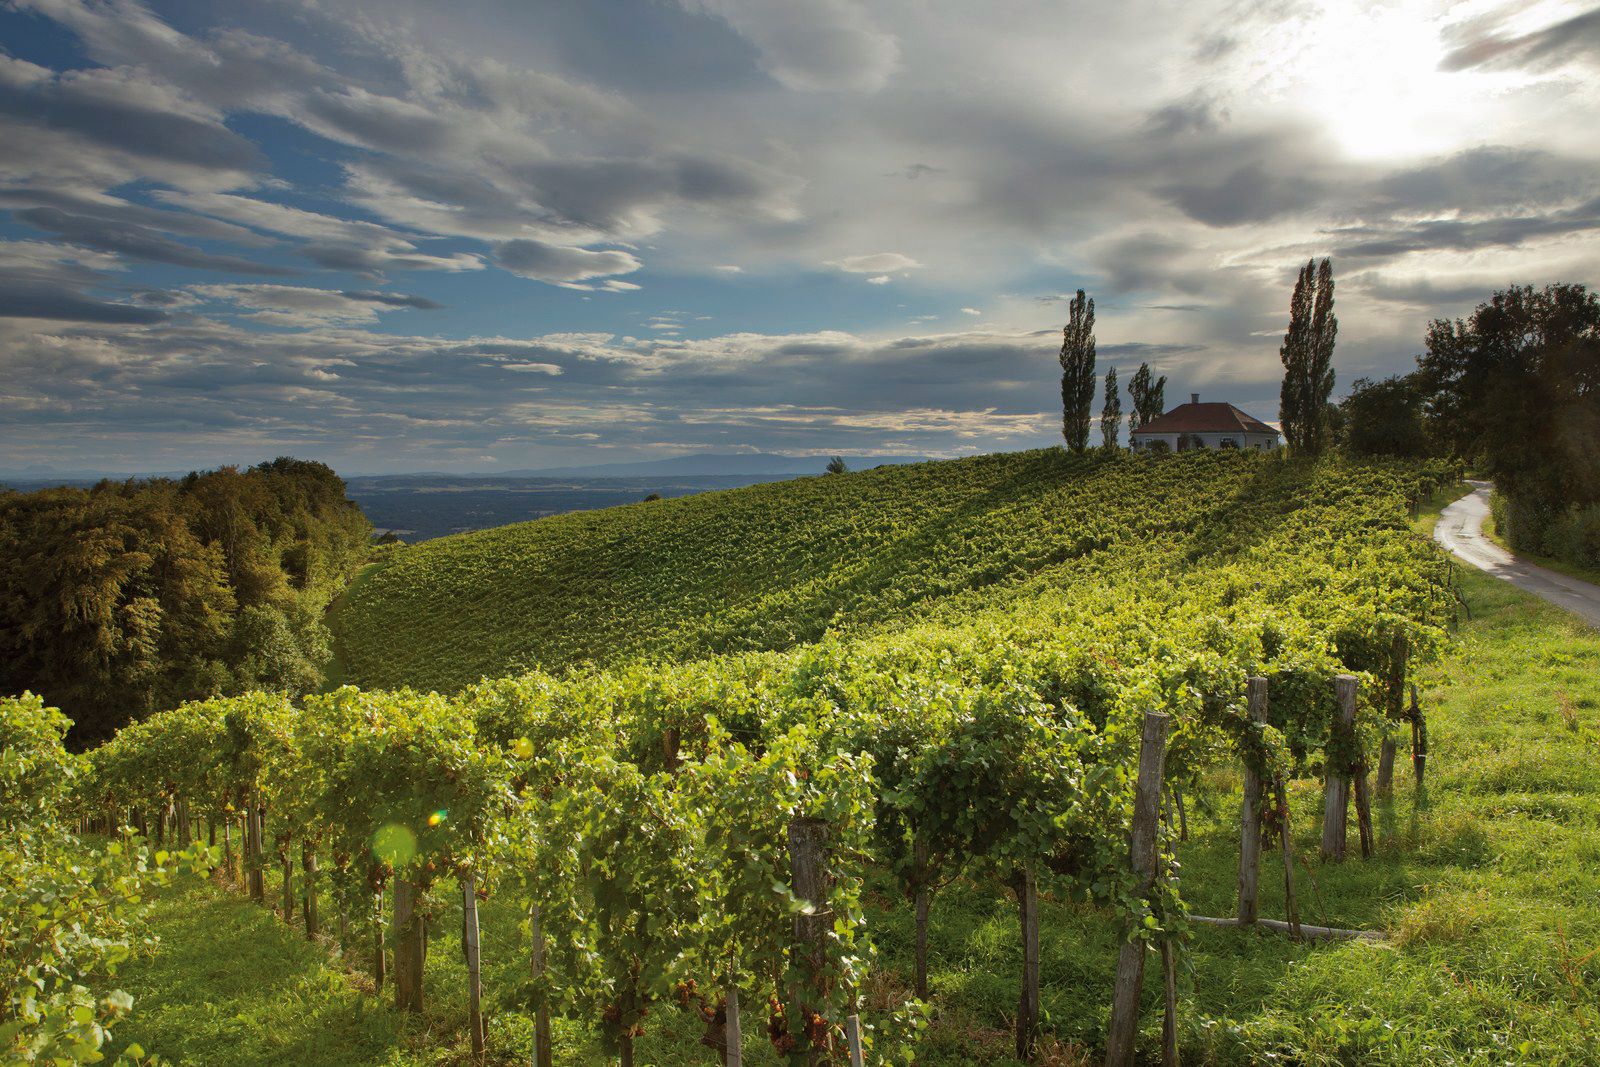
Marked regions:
[0,458,371,744]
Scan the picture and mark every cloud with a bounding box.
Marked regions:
[186,284,444,327]
[14,208,297,275]
[494,240,643,285]
[835,252,921,274]
[679,0,899,91]
[0,282,168,324]
[1440,5,1600,72]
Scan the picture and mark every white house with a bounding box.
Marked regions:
[1130,395,1281,452]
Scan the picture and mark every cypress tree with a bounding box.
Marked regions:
[1059,289,1097,452]
[1101,366,1122,449]
[1279,258,1338,454]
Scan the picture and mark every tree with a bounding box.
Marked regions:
[0,459,372,743]
[1127,362,1167,434]
[1059,290,1097,452]
[1415,283,1600,554]
[1339,375,1430,457]
[825,456,848,475]
[1279,258,1338,454]
[1101,366,1122,449]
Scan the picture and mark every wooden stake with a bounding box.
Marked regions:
[393,876,425,1012]
[1237,677,1268,924]
[845,1014,865,1067]
[1175,787,1188,843]
[1105,710,1171,1067]
[1161,938,1179,1067]
[247,806,266,902]
[1320,675,1357,862]
[724,985,743,1067]
[913,832,932,1000]
[531,904,553,1067]
[788,817,832,1066]
[1015,868,1041,1061]
[461,873,485,1058]
[302,842,319,939]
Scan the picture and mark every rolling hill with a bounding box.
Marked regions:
[331,447,1448,693]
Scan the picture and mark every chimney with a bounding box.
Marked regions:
[1190,393,1200,405]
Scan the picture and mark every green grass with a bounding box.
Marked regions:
[114,489,1600,1064]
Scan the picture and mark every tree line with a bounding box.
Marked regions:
[0,458,372,744]
[1055,266,1600,569]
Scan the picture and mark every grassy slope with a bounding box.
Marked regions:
[115,486,1600,1065]
[333,450,1374,693]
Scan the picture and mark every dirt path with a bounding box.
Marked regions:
[1435,481,1600,629]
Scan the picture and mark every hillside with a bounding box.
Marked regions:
[333,448,1445,692]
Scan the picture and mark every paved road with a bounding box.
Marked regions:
[1434,481,1600,629]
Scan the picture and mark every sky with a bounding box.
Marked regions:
[1,0,1597,474]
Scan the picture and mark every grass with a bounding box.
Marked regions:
[111,484,1600,1064]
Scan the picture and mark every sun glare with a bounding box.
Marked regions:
[1278,1,1556,161]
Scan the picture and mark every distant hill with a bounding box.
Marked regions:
[500,452,932,478]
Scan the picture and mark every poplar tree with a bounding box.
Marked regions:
[1058,289,1097,452]
[1279,258,1338,454]
[1127,362,1168,435]
[1101,366,1121,449]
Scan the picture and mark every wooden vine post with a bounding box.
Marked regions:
[302,842,319,939]
[1237,676,1268,924]
[1104,710,1171,1067]
[1320,675,1358,862]
[1015,868,1041,1061]
[461,871,486,1058]
[393,876,426,1012]
[724,984,743,1067]
[913,832,932,999]
[247,804,266,902]
[788,816,832,1067]
[531,904,553,1067]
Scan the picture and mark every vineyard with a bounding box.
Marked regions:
[334,450,1454,693]
[16,450,1573,1066]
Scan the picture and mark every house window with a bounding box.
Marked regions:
[1219,438,1238,449]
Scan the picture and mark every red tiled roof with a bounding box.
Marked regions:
[1131,402,1279,436]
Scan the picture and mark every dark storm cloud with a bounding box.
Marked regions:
[15,209,297,275]
[1441,5,1600,72]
